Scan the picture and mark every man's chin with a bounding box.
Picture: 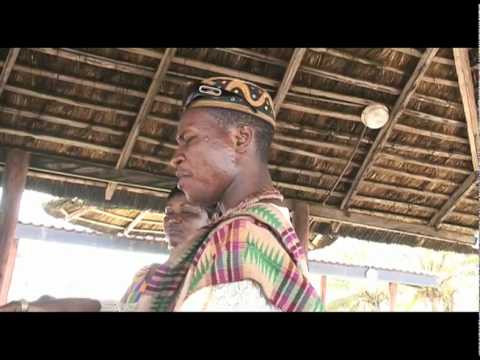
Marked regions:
[181,183,219,207]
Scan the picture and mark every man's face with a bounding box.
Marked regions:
[171,109,238,207]
[164,193,209,248]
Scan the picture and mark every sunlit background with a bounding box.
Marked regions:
[4,188,479,311]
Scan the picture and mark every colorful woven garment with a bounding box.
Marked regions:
[122,202,324,312]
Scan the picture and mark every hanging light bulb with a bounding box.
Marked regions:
[361,104,389,129]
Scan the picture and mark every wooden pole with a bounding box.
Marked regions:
[388,282,398,312]
[292,200,310,254]
[453,48,479,171]
[105,47,177,200]
[320,275,327,306]
[0,149,30,304]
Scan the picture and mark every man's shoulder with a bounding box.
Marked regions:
[132,263,163,280]
[215,203,292,233]
[208,204,290,244]
[209,215,272,239]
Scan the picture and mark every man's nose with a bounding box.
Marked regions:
[170,148,185,169]
[166,213,183,224]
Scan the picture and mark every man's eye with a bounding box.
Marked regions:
[183,209,200,217]
[185,135,196,144]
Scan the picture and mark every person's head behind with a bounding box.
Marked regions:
[163,187,210,248]
[170,77,275,207]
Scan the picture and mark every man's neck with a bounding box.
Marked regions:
[219,164,274,212]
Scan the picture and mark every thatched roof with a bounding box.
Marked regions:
[0,48,478,253]
[43,198,166,240]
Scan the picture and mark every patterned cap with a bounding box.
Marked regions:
[183,77,276,128]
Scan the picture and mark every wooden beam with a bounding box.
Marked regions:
[0,111,472,201]
[76,217,125,230]
[353,194,437,216]
[29,47,462,115]
[281,101,361,122]
[20,50,463,126]
[394,123,470,144]
[126,228,165,235]
[373,164,460,187]
[8,61,182,106]
[5,84,136,117]
[310,48,459,89]
[89,208,132,222]
[118,47,279,87]
[402,109,466,129]
[308,202,474,245]
[118,48,459,111]
[218,48,287,67]
[64,206,91,221]
[271,143,360,167]
[0,149,30,305]
[383,142,470,161]
[391,48,455,66]
[273,48,307,114]
[0,48,20,98]
[2,155,476,244]
[53,113,367,171]
[273,181,344,199]
[0,122,474,207]
[0,105,125,136]
[341,48,440,210]
[379,152,472,176]
[292,200,310,254]
[348,208,477,236]
[280,180,477,225]
[274,132,364,155]
[302,64,401,96]
[6,58,463,145]
[453,48,480,171]
[2,82,469,161]
[14,168,171,200]
[105,48,176,200]
[0,126,123,155]
[0,126,170,167]
[123,210,148,236]
[284,100,466,130]
[223,47,460,93]
[278,114,470,160]
[429,172,478,228]
[320,275,327,306]
[14,81,470,151]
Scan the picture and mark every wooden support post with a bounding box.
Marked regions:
[453,48,479,171]
[292,200,310,255]
[0,48,21,98]
[388,282,398,312]
[105,48,177,200]
[0,149,30,304]
[320,275,327,306]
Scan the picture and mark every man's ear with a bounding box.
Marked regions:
[233,125,254,153]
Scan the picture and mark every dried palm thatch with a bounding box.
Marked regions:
[43,198,167,240]
[0,48,478,253]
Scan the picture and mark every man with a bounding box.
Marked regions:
[143,77,324,311]
[0,188,210,312]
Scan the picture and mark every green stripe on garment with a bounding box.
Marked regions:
[247,205,283,231]
[242,233,283,284]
